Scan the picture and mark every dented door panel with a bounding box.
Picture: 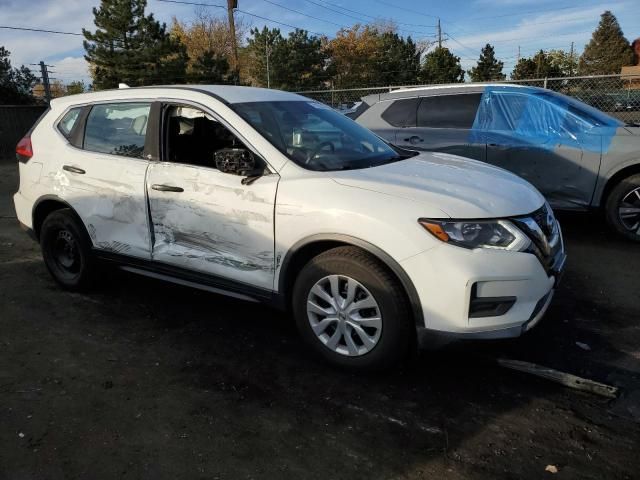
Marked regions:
[146,163,279,290]
[52,150,152,258]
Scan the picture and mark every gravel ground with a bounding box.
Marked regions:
[0,160,639,479]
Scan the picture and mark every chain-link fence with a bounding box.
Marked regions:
[295,74,640,125]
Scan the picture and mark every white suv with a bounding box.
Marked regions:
[14,85,565,369]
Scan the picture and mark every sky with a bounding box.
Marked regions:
[0,0,638,86]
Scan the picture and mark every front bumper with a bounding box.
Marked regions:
[402,234,565,342]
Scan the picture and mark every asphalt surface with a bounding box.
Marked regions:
[1,160,639,479]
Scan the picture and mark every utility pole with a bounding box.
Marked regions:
[34,61,53,103]
[517,46,520,63]
[227,0,239,83]
[569,41,575,77]
[265,37,271,88]
[437,18,442,49]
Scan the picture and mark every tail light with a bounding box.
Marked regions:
[16,135,33,162]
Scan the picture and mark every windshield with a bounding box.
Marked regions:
[233,100,412,171]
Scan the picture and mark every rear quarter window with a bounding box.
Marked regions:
[57,107,82,138]
[381,98,421,127]
[417,93,482,129]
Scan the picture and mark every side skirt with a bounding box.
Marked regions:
[94,250,286,309]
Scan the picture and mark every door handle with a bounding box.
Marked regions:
[62,165,85,174]
[403,136,423,144]
[151,184,184,193]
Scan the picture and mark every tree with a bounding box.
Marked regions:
[66,81,86,95]
[244,27,285,87]
[420,47,464,84]
[170,9,247,78]
[278,29,327,90]
[579,11,633,75]
[377,32,422,86]
[547,49,579,77]
[326,24,382,88]
[511,50,562,79]
[83,0,188,89]
[190,50,233,84]
[468,43,505,82]
[326,24,422,88]
[0,46,37,104]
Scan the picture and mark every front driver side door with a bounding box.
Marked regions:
[482,91,600,209]
[146,103,279,291]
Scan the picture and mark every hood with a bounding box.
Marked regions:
[331,152,545,218]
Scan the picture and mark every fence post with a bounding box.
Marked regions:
[543,77,548,89]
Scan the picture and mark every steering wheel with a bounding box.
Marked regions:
[305,141,335,164]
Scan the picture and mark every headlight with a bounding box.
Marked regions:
[418,219,531,251]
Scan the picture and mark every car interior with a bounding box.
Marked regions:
[165,105,244,168]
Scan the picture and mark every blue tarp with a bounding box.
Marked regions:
[469,85,621,153]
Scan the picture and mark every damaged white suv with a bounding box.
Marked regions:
[14,86,565,369]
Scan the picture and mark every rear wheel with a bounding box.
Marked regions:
[292,246,412,370]
[605,174,640,242]
[40,209,96,290]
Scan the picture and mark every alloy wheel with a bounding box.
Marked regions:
[618,186,640,234]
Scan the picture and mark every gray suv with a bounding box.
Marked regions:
[353,84,640,241]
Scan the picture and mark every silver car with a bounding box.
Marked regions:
[353,84,640,241]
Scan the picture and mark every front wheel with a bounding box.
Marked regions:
[605,174,640,242]
[292,246,413,370]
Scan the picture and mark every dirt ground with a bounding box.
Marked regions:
[0,159,639,480]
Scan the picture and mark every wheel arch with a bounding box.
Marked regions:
[278,234,425,328]
[32,195,82,241]
[599,162,640,208]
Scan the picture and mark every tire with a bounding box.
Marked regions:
[292,246,413,370]
[605,174,640,242]
[40,208,96,290]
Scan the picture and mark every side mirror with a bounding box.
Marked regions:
[214,148,257,175]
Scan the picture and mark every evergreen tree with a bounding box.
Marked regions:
[83,0,188,89]
[190,51,232,84]
[378,32,422,85]
[244,27,285,87]
[420,47,464,84]
[468,44,505,82]
[579,11,633,75]
[278,29,327,90]
[0,46,37,104]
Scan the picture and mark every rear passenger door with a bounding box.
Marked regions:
[393,93,485,161]
[61,101,154,259]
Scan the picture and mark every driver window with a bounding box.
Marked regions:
[164,105,247,170]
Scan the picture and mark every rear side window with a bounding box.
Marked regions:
[84,102,151,158]
[417,93,481,129]
[57,108,81,138]
[381,98,420,127]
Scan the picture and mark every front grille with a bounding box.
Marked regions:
[513,204,563,275]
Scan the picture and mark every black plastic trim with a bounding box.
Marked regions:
[278,233,425,327]
[94,250,285,308]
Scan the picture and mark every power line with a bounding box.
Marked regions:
[298,0,434,37]
[314,0,436,28]
[157,0,327,36]
[0,25,82,36]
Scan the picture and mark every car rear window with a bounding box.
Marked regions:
[57,107,82,138]
[381,98,420,127]
[417,93,481,129]
[83,102,151,158]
